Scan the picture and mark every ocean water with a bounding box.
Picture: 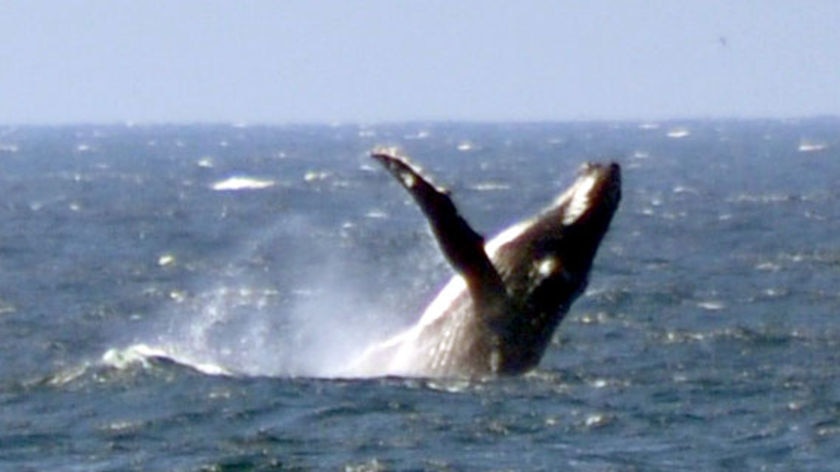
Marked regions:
[0,120,838,470]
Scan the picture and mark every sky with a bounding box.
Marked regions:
[2,1,839,124]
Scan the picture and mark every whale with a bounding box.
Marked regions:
[346,150,621,378]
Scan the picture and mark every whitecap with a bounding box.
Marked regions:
[727,193,791,204]
[672,185,698,195]
[196,157,214,168]
[404,130,430,140]
[157,253,176,266]
[583,413,611,428]
[755,261,781,272]
[211,176,275,191]
[44,363,91,386]
[697,300,726,311]
[666,127,690,138]
[303,170,330,182]
[101,343,165,370]
[798,140,828,152]
[590,378,609,389]
[469,182,511,191]
[101,343,231,376]
[456,141,474,152]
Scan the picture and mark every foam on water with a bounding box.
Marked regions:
[101,343,231,376]
[211,176,275,191]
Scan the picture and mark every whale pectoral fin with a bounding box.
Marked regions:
[371,150,509,315]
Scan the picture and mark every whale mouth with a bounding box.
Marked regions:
[556,162,621,227]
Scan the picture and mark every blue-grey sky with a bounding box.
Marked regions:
[2,1,839,124]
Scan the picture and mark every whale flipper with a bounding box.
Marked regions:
[371,151,509,323]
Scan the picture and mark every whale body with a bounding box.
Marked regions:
[347,150,621,378]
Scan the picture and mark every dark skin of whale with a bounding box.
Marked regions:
[347,150,621,377]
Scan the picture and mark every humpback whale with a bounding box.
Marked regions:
[347,150,621,378]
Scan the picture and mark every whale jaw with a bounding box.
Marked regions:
[347,153,621,378]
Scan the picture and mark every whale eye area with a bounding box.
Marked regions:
[537,257,557,276]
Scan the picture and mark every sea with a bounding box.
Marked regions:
[0,119,838,471]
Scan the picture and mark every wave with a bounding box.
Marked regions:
[101,344,232,376]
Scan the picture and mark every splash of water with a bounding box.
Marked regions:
[106,217,407,378]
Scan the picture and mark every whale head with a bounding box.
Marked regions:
[486,162,622,372]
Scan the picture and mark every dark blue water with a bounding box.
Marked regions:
[1,120,838,470]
